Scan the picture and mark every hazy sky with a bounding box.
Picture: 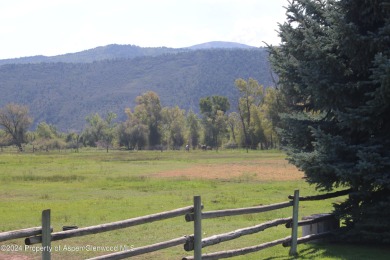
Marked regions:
[0,0,288,59]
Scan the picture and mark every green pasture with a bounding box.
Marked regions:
[0,149,388,259]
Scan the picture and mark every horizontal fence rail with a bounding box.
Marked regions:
[0,227,52,242]
[0,189,350,259]
[285,213,337,228]
[185,201,293,221]
[185,217,292,251]
[25,205,194,245]
[288,189,351,201]
[87,236,191,260]
[183,236,292,260]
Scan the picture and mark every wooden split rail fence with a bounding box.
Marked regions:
[0,189,351,260]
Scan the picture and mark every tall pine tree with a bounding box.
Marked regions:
[269,0,390,243]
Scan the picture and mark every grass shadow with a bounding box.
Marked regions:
[263,247,319,260]
[307,242,390,260]
[264,241,390,260]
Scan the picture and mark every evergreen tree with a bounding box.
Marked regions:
[269,0,390,243]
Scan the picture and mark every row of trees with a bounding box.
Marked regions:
[0,78,283,152]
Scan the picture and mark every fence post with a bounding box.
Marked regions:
[42,209,51,260]
[193,196,202,260]
[289,190,299,256]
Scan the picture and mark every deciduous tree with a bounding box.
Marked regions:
[235,78,264,150]
[161,106,186,149]
[199,96,230,149]
[0,103,32,151]
[33,122,66,151]
[227,112,240,147]
[186,110,200,149]
[134,91,162,148]
[83,112,117,152]
[118,108,148,150]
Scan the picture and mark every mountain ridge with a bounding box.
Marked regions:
[186,41,256,50]
[0,41,257,65]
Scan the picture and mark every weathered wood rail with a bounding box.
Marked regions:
[185,201,293,221]
[25,205,195,245]
[288,188,352,201]
[0,227,53,242]
[0,189,349,259]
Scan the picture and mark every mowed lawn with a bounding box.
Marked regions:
[0,149,389,259]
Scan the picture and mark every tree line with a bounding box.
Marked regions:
[0,78,282,152]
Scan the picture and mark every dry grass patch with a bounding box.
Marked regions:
[152,158,304,181]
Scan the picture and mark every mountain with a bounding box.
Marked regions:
[0,44,274,131]
[0,44,185,65]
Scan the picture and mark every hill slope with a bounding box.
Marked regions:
[0,44,184,65]
[0,41,255,65]
[0,48,274,131]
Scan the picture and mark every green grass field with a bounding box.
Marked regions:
[0,149,389,259]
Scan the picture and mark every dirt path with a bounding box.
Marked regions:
[0,252,35,260]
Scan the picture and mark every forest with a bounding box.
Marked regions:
[0,77,281,153]
[0,48,273,131]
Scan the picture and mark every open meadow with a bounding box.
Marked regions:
[0,149,389,259]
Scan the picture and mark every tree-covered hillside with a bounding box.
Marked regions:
[0,41,255,65]
[0,44,185,65]
[0,48,274,131]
